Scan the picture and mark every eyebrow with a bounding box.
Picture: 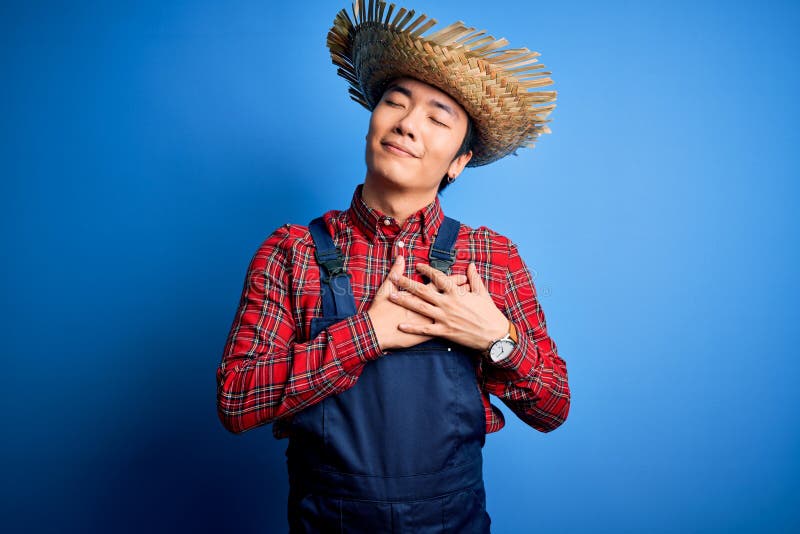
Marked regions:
[384,83,459,120]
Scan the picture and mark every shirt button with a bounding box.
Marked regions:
[396,240,405,248]
[383,218,391,225]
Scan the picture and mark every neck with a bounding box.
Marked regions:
[361,174,436,227]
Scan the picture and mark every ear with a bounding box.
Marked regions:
[447,150,473,178]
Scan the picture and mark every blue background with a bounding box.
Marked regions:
[2,1,798,532]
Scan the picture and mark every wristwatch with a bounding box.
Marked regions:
[483,320,518,362]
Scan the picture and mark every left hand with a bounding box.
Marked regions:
[389,261,509,352]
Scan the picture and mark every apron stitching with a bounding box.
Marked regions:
[310,456,482,477]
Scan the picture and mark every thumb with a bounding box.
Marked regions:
[467,262,485,294]
[382,254,404,291]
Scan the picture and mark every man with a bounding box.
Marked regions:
[217,1,570,532]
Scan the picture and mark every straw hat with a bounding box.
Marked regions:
[326,0,557,167]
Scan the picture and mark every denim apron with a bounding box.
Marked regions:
[285,215,491,533]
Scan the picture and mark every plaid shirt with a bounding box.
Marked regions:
[217,183,570,439]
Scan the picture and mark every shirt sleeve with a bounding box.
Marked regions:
[216,225,385,435]
[480,239,571,432]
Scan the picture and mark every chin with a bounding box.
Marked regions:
[367,154,403,178]
[371,166,405,186]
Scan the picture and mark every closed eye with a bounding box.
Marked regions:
[385,100,448,127]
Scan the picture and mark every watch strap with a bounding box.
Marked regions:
[508,320,518,343]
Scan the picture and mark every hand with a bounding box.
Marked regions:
[367,255,469,352]
[388,261,509,352]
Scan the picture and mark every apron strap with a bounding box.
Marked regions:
[309,216,357,317]
[309,214,462,316]
[428,216,461,274]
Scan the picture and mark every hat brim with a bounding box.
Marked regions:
[327,0,557,167]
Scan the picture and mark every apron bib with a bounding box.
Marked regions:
[285,215,491,533]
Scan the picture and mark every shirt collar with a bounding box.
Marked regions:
[347,183,445,245]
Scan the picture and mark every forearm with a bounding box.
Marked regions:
[480,239,571,432]
[482,320,570,432]
[216,226,385,435]
[217,311,383,434]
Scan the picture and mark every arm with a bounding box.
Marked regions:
[480,240,571,432]
[216,225,384,435]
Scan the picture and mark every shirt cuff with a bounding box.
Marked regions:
[326,311,385,374]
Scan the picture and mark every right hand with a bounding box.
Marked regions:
[367,254,467,352]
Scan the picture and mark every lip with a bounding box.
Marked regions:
[381,141,418,158]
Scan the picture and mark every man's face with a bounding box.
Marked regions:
[364,76,472,192]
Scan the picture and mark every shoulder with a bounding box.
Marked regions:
[457,220,512,244]
[454,220,515,264]
[254,209,347,259]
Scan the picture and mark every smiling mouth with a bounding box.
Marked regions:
[381,142,417,158]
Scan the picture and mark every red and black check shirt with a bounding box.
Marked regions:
[217,183,570,439]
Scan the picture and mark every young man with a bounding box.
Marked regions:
[217,1,570,531]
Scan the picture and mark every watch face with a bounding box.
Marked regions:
[490,340,516,362]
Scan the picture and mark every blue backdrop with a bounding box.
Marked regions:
[2,1,798,532]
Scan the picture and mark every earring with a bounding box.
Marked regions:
[447,174,456,183]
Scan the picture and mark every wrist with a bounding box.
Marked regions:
[482,317,511,353]
[365,309,389,354]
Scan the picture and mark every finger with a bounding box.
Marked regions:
[447,274,468,296]
[383,255,404,293]
[453,274,468,286]
[391,270,440,303]
[389,290,442,320]
[467,262,486,294]
[391,254,405,275]
[415,263,457,294]
[452,273,470,296]
[428,274,467,292]
[397,321,442,337]
[391,269,425,294]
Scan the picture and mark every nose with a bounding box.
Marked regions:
[392,107,423,141]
